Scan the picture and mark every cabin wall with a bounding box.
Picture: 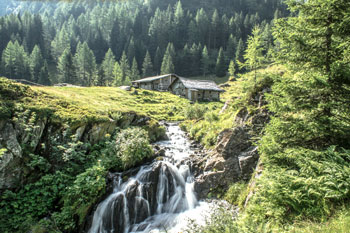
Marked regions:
[170,80,186,97]
[197,90,220,101]
[140,83,153,90]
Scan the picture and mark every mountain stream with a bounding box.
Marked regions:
[88,123,213,233]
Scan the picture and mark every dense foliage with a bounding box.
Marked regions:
[235,0,350,231]
[0,0,286,86]
[0,124,153,232]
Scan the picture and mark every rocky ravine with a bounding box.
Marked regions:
[0,112,151,193]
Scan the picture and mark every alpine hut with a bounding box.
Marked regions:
[131,74,179,91]
[168,77,224,102]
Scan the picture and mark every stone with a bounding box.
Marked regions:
[215,127,250,159]
[119,86,131,91]
[0,122,23,191]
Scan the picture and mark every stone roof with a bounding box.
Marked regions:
[132,74,179,83]
[176,78,225,92]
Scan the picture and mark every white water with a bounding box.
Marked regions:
[88,123,211,233]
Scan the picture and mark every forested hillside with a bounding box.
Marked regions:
[0,0,286,86]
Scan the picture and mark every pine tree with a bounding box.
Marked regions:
[142,51,153,77]
[51,27,70,63]
[1,41,15,79]
[226,34,237,61]
[228,60,236,80]
[201,45,210,77]
[241,26,264,85]
[101,49,116,86]
[235,38,244,70]
[215,47,226,77]
[1,41,29,80]
[29,45,44,83]
[57,47,75,84]
[154,47,162,74]
[38,60,50,85]
[119,51,131,83]
[113,61,123,86]
[130,57,140,81]
[161,47,175,74]
[271,0,350,146]
[74,42,97,86]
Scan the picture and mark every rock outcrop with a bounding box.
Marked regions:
[194,92,270,199]
[0,112,159,193]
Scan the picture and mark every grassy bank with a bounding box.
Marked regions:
[1,77,190,125]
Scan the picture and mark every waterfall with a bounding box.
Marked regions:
[88,124,201,233]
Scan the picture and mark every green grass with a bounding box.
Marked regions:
[182,66,284,148]
[0,77,190,125]
[285,207,350,233]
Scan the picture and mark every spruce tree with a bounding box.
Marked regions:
[215,47,226,77]
[74,42,97,86]
[161,48,175,74]
[201,45,210,77]
[2,41,29,80]
[113,61,123,86]
[1,41,15,79]
[241,26,264,85]
[29,45,44,83]
[130,57,140,81]
[101,49,116,86]
[228,60,236,80]
[38,61,50,85]
[235,38,244,67]
[119,51,131,83]
[57,47,75,84]
[154,47,162,74]
[142,51,153,77]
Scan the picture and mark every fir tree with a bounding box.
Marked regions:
[130,57,140,81]
[74,42,97,86]
[153,47,162,74]
[113,61,122,86]
[57,47,75,84]
[228,60,236,80]
[215,47,226,77]
[29,45,44,83]
[142,51,153,77]
[241,26,264,85]
[101,48,116,86]
[161,48,175,74]
[119,51,131,83]
[201,45,210,77]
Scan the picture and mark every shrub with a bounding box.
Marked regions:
[225,181,248,207]
[113,127,153,169]
[56,163,107,230]
[184,103,207,120]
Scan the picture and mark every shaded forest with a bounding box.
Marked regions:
[0,0,287,86]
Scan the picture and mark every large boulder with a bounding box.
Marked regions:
[194,110,267,198]
[0,122,23,190]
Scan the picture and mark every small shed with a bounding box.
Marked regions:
[132,74,179,91]
[169,78,225,101]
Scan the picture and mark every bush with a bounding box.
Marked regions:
[58,163,107,229]
[184,103,207,120]
[112,127,153,169]
[225,182,248,207]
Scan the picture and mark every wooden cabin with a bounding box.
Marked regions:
[132,74,179,91]
[169,77,224,102]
